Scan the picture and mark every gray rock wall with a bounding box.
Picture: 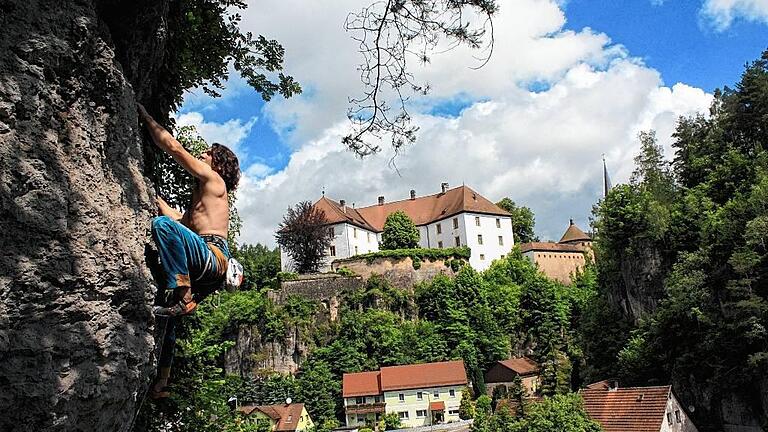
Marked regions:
[0,1,159,430]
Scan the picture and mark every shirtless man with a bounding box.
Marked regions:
[138,103,240,316]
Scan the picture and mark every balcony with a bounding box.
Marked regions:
[345,402,386,414]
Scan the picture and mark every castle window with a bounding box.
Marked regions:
[438,241,443,248]
[328,227,335,236]
[498,236,503,246]
[367,232,371,242]
[330,246,336,256]
[496,218,501,228]
[437,223,442,234]
[475,216,480,226]
[354,246,358,255]
[353,228,357,238]
[480,254,485,260]
[455,236,461,247]
[675,410,681,423]
[477,234,483,245]
[453,218,459,229]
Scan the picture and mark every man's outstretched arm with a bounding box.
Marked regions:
[138,104,216,182]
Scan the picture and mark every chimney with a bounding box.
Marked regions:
[340,199,346,213]
[569,218,574,226]
[441,182,449,193]
[378,196,385,206]
[608,380,619,391]
[410,190,416,200]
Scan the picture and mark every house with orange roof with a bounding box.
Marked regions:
[484,356,541,398]
[280,183,514,272]
[237,402,314,431]
[581,382,698,432]
[519,219,594,284]
[342,360,468,428]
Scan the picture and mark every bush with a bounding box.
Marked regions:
[277,271,299,282]
[336,267,355,276]
[348,246,471,264]
[412,256,422,270]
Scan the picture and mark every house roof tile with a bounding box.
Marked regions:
[342,371,382,397]
[559,221,592,243]
[238,403,307,432]
[581,385,671,432]
[343,360,468,396]
[498,357,541,375]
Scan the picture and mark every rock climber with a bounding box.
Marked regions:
[137,103,242,398]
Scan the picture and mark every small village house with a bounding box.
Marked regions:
[520,219,593,284]
[581,381,698,432]
[484,356,541,398]
[280,184,514,272]
[237,402,314,432]
[342,360,468,428]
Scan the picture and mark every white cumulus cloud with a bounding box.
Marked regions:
[173,112,257,159]
[701,0,768,30]
[212,0,715,246]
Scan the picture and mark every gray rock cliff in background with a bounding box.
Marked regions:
[0,0,167,429]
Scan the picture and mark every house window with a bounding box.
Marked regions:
[374,395,382,403]
[417,392,423,400]
[667,413,673,425]
[433,390,439,399]
[356,397,365,404]
[449,409,460,415]
[353,228,357,238]
[455,236,461,247]
[398,411,409,420]
[480,254,485,260]
[438,241,443,248]
[475,216,480,226]
[477,234,483,245]
[436,223,442,234]
[399,393,405,402]
[329,246,336,256]
[358,415,366,423]
[449,389,456,398]
[328,227,335,236]
[496,218,501,228]
[453,218,459,229]
[416,410,427,418]
[498,236,503,246]
[354,246,358,255]
[675,410,681,423]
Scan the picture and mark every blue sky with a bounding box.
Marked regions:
[176,0,767,245]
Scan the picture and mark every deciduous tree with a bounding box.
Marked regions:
[276,202,333,273]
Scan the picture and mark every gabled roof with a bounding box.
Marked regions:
[342,371,382,397]
[351,185,510,232]
[559,220,592,243]
[497,357,540,375]
[581,385,671,432]
[343,360,468,396]
[520,242,586,253]
[238,403,308,432]
[314,196,377,232]
[380,360,467,391]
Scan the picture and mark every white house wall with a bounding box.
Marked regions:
[660,392,698,432]
[461,213,514,270]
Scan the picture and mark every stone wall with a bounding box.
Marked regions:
[332,256,455,289]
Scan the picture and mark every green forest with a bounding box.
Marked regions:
[137,50,768,432]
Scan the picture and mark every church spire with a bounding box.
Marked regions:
[602,154,612,198]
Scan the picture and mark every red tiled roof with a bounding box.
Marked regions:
[380,360,467,391]
[430,401,445,411]
[343,371,382,397]
[559,221,591,243]
[581,385,671,432]
[498,357,540,375]
[343,360,468,396]
[314,196,377,232]
[520,242,586,253]
[238,403,308,432]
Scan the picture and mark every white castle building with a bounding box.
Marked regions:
[280,183,515,271]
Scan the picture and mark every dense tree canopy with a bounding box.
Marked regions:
[380,210,420,250]
[275,201,333,273]
[496,198,538,243]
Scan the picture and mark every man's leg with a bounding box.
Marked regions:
[150,317,176,399]
[150,216,209,316]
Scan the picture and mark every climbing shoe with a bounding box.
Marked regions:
[153,300,197,317]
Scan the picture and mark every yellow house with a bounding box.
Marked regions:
[342,360,468,428]
[238,402,314,432]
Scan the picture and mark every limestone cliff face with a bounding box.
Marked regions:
[0,0,169,430]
